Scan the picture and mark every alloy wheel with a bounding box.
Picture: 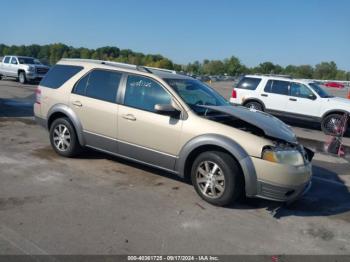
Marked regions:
[196,161,225,199]
[53,124,71,151]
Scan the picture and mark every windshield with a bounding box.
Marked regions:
[18,57,35,64]
[309,83,333,98]
[164,78,230,115]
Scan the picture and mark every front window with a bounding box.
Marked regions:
[18,57,35,64]
[124,75,172,113]
[290,82,315,99]
[309,83,333,98]
[164,78,229,115]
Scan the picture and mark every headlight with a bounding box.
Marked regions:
[262,148,305,166]
[28,66,35,72]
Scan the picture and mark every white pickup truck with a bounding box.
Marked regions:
[0,55,50,84]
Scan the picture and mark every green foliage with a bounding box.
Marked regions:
[0,43,348,80]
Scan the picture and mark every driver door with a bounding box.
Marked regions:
[285,82,321,118]
[117,74,183,171]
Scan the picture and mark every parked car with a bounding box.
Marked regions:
[324,82,345,89]
[0,55,50,84]
[34,59,313,206]
[230,75,350,135]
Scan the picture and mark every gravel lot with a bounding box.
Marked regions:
[1,79,350,255]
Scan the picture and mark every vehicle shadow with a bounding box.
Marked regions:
[0,95,34,117]
[79,148,350,220]
[233,164,350,220]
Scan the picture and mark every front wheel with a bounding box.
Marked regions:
[321,114,345,136]
[18,71,27,84]
[191,151,244,206]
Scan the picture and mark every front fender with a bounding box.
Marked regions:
[47,103,85,146]
[176,134,258,196]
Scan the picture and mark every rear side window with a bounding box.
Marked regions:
[40,65,83,89]
[264,80,289,95]
[73,69,122,103]
[3,57,10,63]
[236,77,261,90]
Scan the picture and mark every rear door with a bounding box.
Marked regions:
[70,69,122,153]
[260,79,290,113]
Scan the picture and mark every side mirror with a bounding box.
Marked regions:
[308,94,317,100]
[154,103,181,117]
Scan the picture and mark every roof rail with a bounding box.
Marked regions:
[59,58,177,75]
[252,73,292,79]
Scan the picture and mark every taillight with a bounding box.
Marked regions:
[231,88,237,98]
[35,87,41,104]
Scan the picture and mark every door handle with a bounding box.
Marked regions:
[122,114,136,121]
[289,98,297,101]
[261,94,268,97]
[72,101,83,107]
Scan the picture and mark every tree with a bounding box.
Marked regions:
[313,61,337,79]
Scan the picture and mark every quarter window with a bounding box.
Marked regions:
[124,75,171,112]
[40,65,83,89]
[236,77,261,90]
[3,57,10,63]
[73,69,122,103]
[264,80,289,95]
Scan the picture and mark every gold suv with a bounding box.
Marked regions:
[34,59,313,206]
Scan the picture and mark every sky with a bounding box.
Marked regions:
[3,0,350,70]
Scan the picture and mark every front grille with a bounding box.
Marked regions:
[36,67,49,74]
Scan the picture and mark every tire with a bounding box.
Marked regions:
[321,114,344,136]
[0,75,2,80]
[244,101,263,111]
[191,151,244,206]
[49,117,82,157]
[18,71,27,84]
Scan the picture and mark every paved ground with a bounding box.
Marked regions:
[0,79,350,255]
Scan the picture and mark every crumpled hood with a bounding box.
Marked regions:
[200,105,298,143]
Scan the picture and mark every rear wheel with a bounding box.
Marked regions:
[49,117,82,157]
[321,114,345,136]
[245,101,263,111]
[191,151,244,206]
[18,71,27,84]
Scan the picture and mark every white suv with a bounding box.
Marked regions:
[230,75,350,135]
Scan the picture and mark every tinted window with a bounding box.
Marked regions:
[3,57,10,63]
[40,65,83,89]
[236,77,261,90]
[290,83,314,98]
[265,80,289,95]
[18,57,35,64]
[11,57,18,64]
[124,75,171,112]
[84,70,121,103]
[73,74,89,96]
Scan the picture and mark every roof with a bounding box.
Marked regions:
[58,58,192,80]
[244,74,314,84]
